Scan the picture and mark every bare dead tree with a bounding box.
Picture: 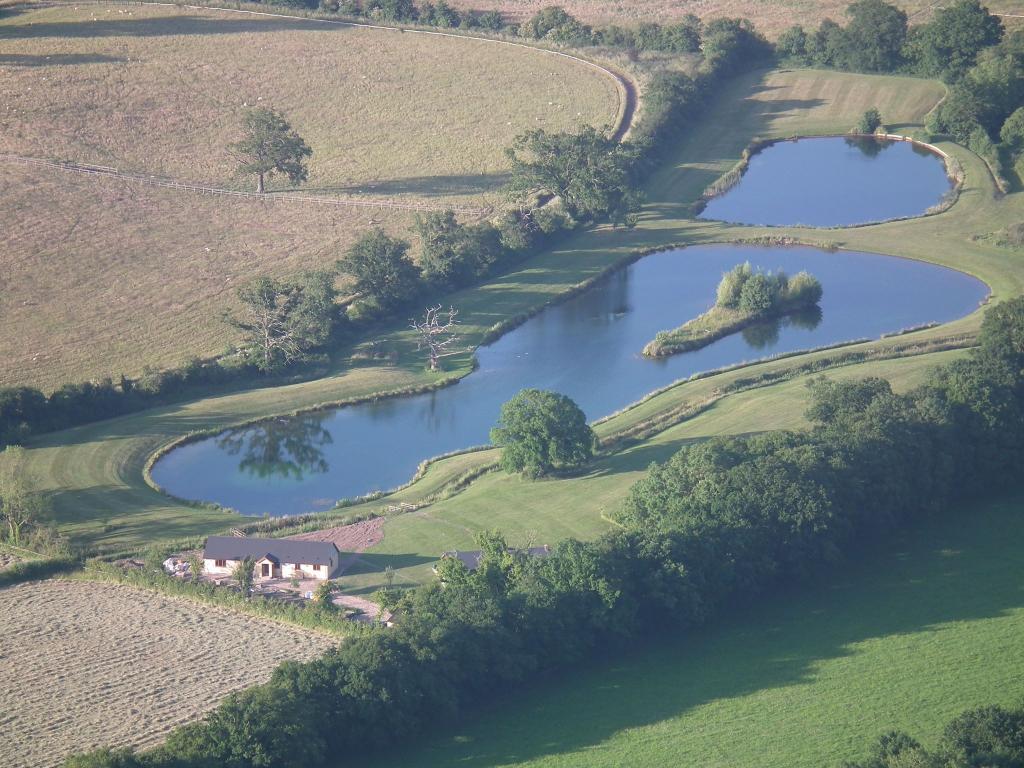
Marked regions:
[411,305,460,371]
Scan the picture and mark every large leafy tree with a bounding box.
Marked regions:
[490,389,596,477]
[913,0,1003,80]
[504,126,641,225]
[842,0,908,72]
[337,229,421,311]
[225,271,338,373]
[230,107,312,194]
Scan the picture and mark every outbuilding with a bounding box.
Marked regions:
[202,536,341,581]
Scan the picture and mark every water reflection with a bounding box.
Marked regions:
[741,305,824,349]
[216,414,333,480]
[844,135,893,158]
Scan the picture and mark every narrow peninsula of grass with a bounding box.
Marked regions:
[643,263,823,357]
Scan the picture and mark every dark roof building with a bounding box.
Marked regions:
[203,536,339,566]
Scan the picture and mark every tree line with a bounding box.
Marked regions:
[64,296,1024,768]
[842,703,1024,767]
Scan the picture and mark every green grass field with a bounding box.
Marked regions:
[373,490,1024,768]
[0,3,620,196]
[18,67,1024,554]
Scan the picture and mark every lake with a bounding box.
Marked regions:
[150,245,987,515]
[699,137,954,227]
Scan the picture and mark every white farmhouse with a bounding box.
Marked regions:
[202,536,341,581]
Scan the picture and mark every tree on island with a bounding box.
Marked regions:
[230,107,312,194]
[645,263,823,357]
[490,389,596,478]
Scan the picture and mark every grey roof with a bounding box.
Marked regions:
[203,536,339,566]
[440,545,550,571]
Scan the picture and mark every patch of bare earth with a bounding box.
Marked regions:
[288,517,384,574]
[0,579,336,768]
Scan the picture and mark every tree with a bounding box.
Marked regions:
[519,7,591,45]
[337,229,421,311]
[842,0,908,72]
[490,389,596,477]
[857,107,883,134]
[63,747,144,768]
[1000,106,1024,150]
[229,107,312,194]
[0,446,45,546]
[913,0,1003,80]
[416,210,503,287]
[233,557,255,595]
[410,305,460,371]
[225,272,337,373]
[313,580,336,605]
[777,25,809,62]
[504,126,641,225]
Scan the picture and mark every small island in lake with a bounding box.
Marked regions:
[642,262,823,357]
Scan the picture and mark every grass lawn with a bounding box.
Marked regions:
[0,3,620,198]
[373,489,1024,768]
[19,67,1024,552]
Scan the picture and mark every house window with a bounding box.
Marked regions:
[215,559,226,568]
[294,564,302,570]
[313,564,322,572]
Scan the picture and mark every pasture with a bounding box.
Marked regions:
[375,490,1024,768]
[0,163,417,389]
[0,579,336,768]
[0,3,620,197]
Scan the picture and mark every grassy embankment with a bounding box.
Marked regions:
[20,68,1023,555]
[0,3,620,389]
[373,489,1024,768]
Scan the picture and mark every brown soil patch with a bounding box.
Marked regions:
[287,516,384,553]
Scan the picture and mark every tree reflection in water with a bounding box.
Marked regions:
[844,136,893,159]
[216,414,334,480]
[741,304,823,350]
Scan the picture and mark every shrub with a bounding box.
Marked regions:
[857,107,883,134]
[738,272,777,313]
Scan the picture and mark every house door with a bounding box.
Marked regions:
[261,563,270,577]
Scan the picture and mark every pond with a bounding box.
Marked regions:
[150,245,988,515]
[698,137,954,228]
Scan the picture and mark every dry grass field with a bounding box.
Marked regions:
[0,579,336,768]
[0,3,620,197]
[0,164,419,389]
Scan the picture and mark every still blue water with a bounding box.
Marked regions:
[699,137,953,227]
[151,245,987,515]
